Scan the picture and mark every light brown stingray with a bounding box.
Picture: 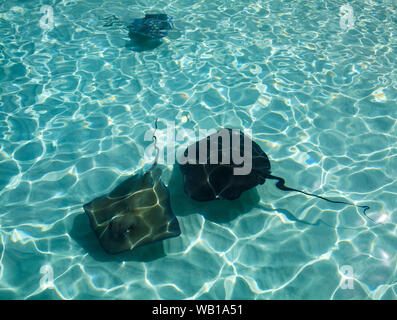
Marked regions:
[83,164,180,254]
[83,120,180,254]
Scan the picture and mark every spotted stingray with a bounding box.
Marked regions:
[179,128,371,220]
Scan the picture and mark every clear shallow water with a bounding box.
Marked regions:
[0,0,396,299]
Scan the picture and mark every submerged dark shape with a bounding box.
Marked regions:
[83,122,180,254]
[128,13,173,39]
[179,128,370,218]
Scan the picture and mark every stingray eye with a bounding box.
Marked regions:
[125,224,135,234]
[109,219,117,231]
[109,220,124,239]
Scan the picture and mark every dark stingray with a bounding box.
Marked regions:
[179,128,371,219]
[102,13,174,52]
[83,122,180,254]
[128,13,173,39]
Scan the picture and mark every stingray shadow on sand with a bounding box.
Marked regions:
[125,35,163,52]
[167,163,262,224]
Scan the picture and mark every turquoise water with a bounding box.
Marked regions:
[0,0,396,299]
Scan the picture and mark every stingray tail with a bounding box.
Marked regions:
[266,174,374,223]
[152,118,160,165]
